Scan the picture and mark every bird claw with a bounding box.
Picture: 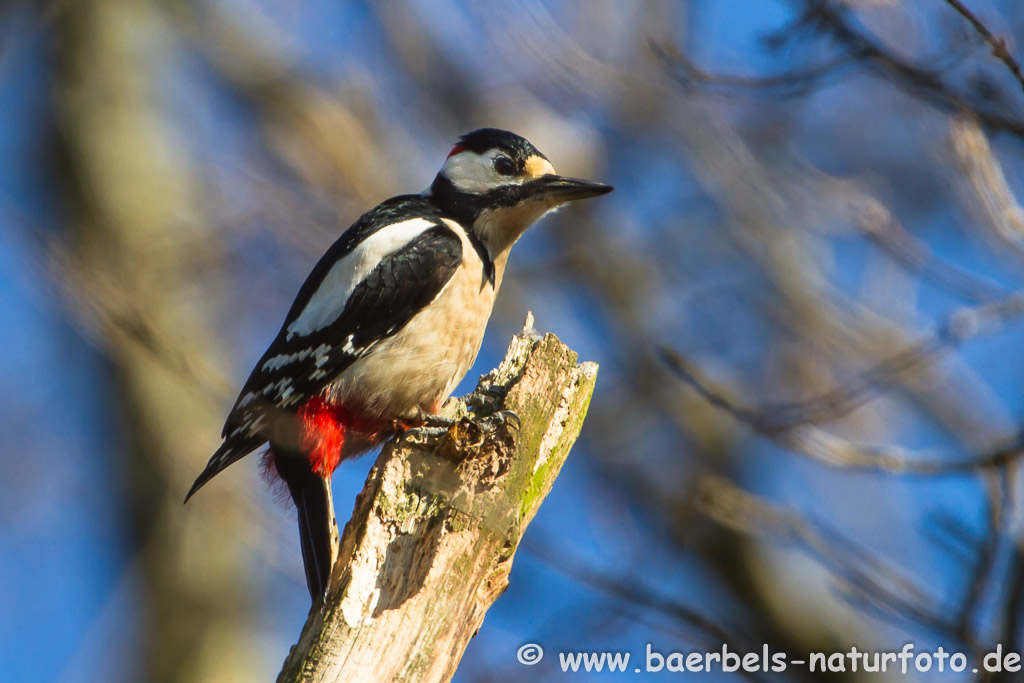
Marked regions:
[466,383,520,433]
[402,399,519,453]
[465,383,506,413]
[479,409,521,433]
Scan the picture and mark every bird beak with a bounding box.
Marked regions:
[539,175,614,203]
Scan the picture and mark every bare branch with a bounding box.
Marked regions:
[696,476,964,642]
[856,201,1010,304]
[805,0,1024,139]
[660,332,946,434]
[950,116,1024,262]
[652,40,858,97]
[943,0,1024,97]
[663,289,1024,429]
[957,467,1014,636]
[523,538,751,660]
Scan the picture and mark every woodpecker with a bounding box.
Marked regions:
[185,128,612,601]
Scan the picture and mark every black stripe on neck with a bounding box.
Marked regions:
[467,225,496,289]
[429,175,496,288]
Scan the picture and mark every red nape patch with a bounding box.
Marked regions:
[446,144,466,159]
[298,396,388,477]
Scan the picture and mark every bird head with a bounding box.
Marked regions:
[429,128,613,254]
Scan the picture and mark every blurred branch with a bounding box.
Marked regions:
[658,1,1024,138]
[679,290,1024,417]
[660,289,1024,473]
[661,329,947,433]
[950,116,1024,262]
[167,0,392,207]
[996,540,1024,666]
[661,286,1024,434]
[653,41,857,97]
[696,476,975,646]
[48,241,237,402]
[523,537,750,659]
[958,468,1014,637]
[855,199,1010,304]
[667,98,1006,443]
[943,0,1024,97]
[52,0,263,678]
[802,0,1024,139]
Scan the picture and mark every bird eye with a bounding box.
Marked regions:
[493,155,516,176]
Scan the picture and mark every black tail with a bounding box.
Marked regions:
[273,449,339,602]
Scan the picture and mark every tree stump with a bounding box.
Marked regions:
[278,316,598,682]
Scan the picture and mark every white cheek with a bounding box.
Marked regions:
[441,152,500,193]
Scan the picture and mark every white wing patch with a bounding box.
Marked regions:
[286,218,437,339]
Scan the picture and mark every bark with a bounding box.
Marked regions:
[278,319,598,682]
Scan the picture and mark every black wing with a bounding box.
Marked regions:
[185,214,463,501]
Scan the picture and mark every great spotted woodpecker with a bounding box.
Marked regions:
[185,128,612,601]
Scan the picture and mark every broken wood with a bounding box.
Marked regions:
[277,317,598,682]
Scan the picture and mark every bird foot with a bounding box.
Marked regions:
[404,395,518,433]
[436,410,518,461]
[401,406,457,430]
[478,409,521,432]
[469,382,506,406]
[464,383,517,422]
[407,408,519,435]
[403,405,520,460]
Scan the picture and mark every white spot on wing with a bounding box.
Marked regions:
[286,218,437,339]
[231,414,266,438]
[311,342,331,368]
[258,377,293,402]
[262,346,316,371]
